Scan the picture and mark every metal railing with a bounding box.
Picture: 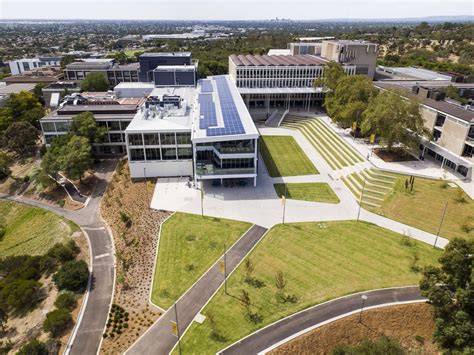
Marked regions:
[196,165,256,176]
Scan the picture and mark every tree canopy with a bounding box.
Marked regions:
[53,260,89,292]
[70,112,107,144]
[314,61,345,91]
[420,238,473,353]
[324,75,378,128]
[81,72,110,92]
[60,55,77,69]
[0,91,44,131]
[43,308,73,337]
[1,121,39,155]
[361,89,428,151]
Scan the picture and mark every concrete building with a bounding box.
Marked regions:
[321,40,378,79]
[8,56,61,75]
[125,75,260,185]
[41,81,81,108]
[138,52,198,86]
[40,92,144,155]
[114,82,155,99]
[2,67,63,85]
[63,59,139,87]
[375,82,474,181]
[288,42,322,56]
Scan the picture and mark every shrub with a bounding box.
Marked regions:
[54,292,77,310]
[17,339,48,355]
[0,279,42,313]
[53,260,89,292]
[119,211,132,227]
[47,241,80,263]
[43,308,73,337]
[331,337,405,355]
[57,199,65,208]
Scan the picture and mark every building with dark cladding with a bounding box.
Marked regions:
[138,52,197,86]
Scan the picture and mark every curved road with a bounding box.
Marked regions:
[1,160,117,355]
[221,286,425,355]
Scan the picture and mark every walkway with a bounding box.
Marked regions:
[0,160,117,355]
[221,286,425,355]
[125,225,268,355]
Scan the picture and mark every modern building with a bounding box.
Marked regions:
[40,92,144,155]
[8,56,62,75]
[288,42,322,56]
[63,59,140,87]
[138,52,198,86]
[321,40,378,79]
[375,82,474,181]
[125,75,260,185]
[114,82,155,99]
[41,81,81,108]
[1,67,64,85]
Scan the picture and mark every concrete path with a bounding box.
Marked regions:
[125,225,268,355]
[1,160,117,355]
[221,286,425,355]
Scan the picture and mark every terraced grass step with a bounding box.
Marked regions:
[361,200,381,208]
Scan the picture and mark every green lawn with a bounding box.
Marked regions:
[152,212,251,309]
[274,183,339,204]
[369,176,474,241]
[0,200,79,258]
[174,221,441,354]
[260,136,318,177]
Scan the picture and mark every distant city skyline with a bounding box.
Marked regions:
[0,0,472,21]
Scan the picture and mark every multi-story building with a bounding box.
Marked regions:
[41,81,81,108]
[63,59,140,87]
[321,40,378,79]
[288,42,322,55]
[375,82,474,181]
[8,56,62,75]
[40,92,144,155]
[125,75,260,185]
[138,52,198,86]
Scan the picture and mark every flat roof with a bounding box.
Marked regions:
[114,82,156,89]
[378,66,452,81]
[0,83,35,94]
[230,54,327,67]
[238,87,324,94]
[267,49,292,56]
[375,82,474,123]
[193,75,259,141]
[140,52,192,57]
[154,65,196,71]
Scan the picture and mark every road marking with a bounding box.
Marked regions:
[94,253,110,260]
[84,227,106,231]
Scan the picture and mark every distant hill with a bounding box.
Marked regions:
[311,15,474,23]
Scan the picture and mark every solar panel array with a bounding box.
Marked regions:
[199,79,213,93]
[206,76,245,137]
[198,93,217,129]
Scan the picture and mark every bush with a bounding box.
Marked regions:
[54,292,77,310]
[331,337,405,355]
[0,279,42,313]
[57,199,65,208]
[53,260,89,292]
[47,240,80,263]
[43,308,73,337]
[17,339,48,355]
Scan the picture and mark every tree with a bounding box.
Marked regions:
[81,72,110,92]
[53,260,89,292]
[1,121,39,155]
[0,306,8,333]
[54,292,77,311]
[33,82,47,104]
[240,289,251,314]
[0,279,42,313]
[17,339,48,355]
[0,91,44,131]
[420,238,474,353]
[70,112,107,143]
[314,61,345,91]
[275,270,286,292]
[43,308,73,337]
[244,258,254,281]
[0,152,9,178]
[60,55,77,69]
[361,90,428,152]
[324,75,378,128]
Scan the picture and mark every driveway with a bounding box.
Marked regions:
[221,286,425,355]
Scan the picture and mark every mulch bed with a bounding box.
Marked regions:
[374,148,417,162]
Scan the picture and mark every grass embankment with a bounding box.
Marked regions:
[274,183,339,204]
[260,136,318,177]
[174,221,441,354]
[152,212,251,309]
[0,200,79,257]
[370,176,474,240]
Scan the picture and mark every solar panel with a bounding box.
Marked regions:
[198,93,217,129]
[199,79,213,93]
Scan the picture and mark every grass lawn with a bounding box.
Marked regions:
[369,177,474,241]
[274,183,339,204]
[260,136,319,177]
[174,221,441,354]
[151,212,251,309]
[0,200,79,258]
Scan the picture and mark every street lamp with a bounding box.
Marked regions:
[359,294,368,323]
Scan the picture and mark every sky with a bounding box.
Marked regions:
[0,0,472,21]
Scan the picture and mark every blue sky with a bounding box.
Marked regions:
[0,0,472,20]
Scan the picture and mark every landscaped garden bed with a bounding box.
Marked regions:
[373,148,417,162]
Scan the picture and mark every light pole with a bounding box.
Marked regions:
[200,181,204,217]
[434,202,448,248]
[359,294,368,323]
[174,303,182,355]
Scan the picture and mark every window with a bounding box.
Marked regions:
[144,133,160,145]
[109,133,123,143]
[161,148,177,160]
[160,133,175,145]
[120,121,131,130]
[176,132,191,145]
[177,148,192,160]
[55,121,69,132]
[42,122,56,132]
[128,134,143,146]
[108,121,121,131]
[145,148,161,160]
[130,148,145,161]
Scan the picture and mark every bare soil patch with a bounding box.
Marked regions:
[374,148,417,162]
[100,160,171,354]
[270,303,438,355]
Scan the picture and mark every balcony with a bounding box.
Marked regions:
[196,164,256,176]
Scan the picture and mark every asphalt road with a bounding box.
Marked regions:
[222,286,425,355]
[126,224,268,355]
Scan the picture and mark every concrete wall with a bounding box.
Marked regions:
[129,160,193,178]
[421,106,437,130]
[438,118,469,155]
[228,58,237,83]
